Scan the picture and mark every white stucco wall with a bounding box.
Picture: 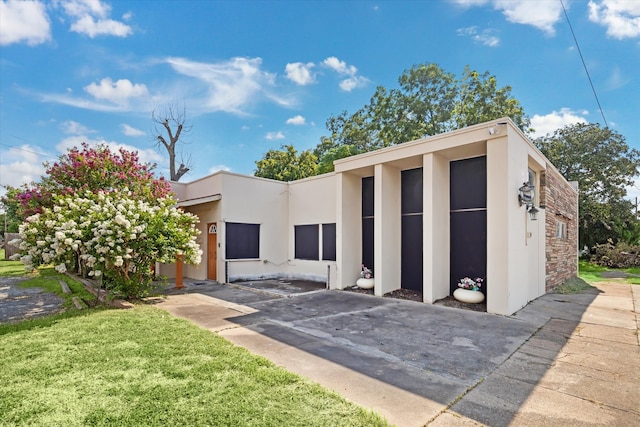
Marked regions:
[166,118,567,316]
[423,152,450,303]
[288,174,338,284]
[335,118,551,315]
[375,163,402,296]
[219,173,289,282]
[336,172,363,289]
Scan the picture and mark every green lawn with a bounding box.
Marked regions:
[0,251,388,426]
[0,307,387,426]
[579,259,640,285]
[0,248,30,277]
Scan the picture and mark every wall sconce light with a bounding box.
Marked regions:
[518,182,538,221]
[518,182,534,207]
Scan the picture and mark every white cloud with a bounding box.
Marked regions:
[588,0,640,39]
[61,120,93,134]
[121,124,145,136]
[70,15,132,37]
[0,0,51,46]
[322,56,369,92]
[530,108,589,138]
[452,0,563,35]
[286,115,306,125]
[165,56,292,114]
[265,131,285,140]
[496,0,563,34]
[285,62,316,85]
[40,77,151,112]
[58,0,133,38]
[0,145,48,192]
[339,76,369,92]
[322,56,358,76]
[84,77,148,105]
[457,26,500,47]
[606,66,631,90]
[207,164,231,175]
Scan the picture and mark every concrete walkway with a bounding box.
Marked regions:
[154,281,639,426]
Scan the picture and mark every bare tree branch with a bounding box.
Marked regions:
[151,103,193,181]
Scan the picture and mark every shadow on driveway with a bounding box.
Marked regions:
[157,279,639,426]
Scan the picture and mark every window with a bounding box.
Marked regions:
[295,224,319,260]
[555,220,567,239]
[226,222,260,259]
[322,223,336,261]
[528,168,537,206]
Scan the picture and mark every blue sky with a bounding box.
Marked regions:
[1,0,639,202]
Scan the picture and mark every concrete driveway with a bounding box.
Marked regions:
[155,280,640,426]
[0,276,64,323]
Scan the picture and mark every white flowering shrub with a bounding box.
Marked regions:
[17,190,202,299]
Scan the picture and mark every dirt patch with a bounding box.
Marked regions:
[384,288,423,302]
[343,285,486,312]
[433,295,487,312]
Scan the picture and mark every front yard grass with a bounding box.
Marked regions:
[579,259,640,285]
[0,249,30,277]
[0,306,388,426]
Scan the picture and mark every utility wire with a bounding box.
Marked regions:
[0,142,51,158]
[560,0,608,128]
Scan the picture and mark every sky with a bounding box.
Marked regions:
[1,0,639,204]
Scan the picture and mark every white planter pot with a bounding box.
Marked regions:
[356,278,375,289]
[453,288,485,304]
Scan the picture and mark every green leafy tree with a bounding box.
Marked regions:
[535,123,640,248]
[255,145,318,181]
[453,66,530,132]
[317,145,362,175]
[0,187,23,233]
[316,63,529,170]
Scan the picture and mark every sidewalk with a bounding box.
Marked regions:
[435,281,639,426]
[154,281,639,426]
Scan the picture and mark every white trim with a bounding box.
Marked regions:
[178,194,221,207]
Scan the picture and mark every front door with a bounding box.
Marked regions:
[207,223,217,280]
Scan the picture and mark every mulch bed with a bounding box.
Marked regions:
[342,285,486,312]
[433,295,487,312]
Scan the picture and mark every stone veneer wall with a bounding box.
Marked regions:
[540,167,579,291]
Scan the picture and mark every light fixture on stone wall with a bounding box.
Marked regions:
[518,182,538,220]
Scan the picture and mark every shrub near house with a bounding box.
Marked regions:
[15,191,202,300]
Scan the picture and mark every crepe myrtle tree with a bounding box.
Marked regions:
[14,190,202,299]
[4,142,172,221]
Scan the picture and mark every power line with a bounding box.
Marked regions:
[560,0,608,128]
[0,142,51,158]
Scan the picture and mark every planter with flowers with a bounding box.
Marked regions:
[356,265,374,289]
[453,277,485,304]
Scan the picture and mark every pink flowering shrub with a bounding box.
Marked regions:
[7,143,172,221]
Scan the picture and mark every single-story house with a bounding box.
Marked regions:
[159,118,578,315]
